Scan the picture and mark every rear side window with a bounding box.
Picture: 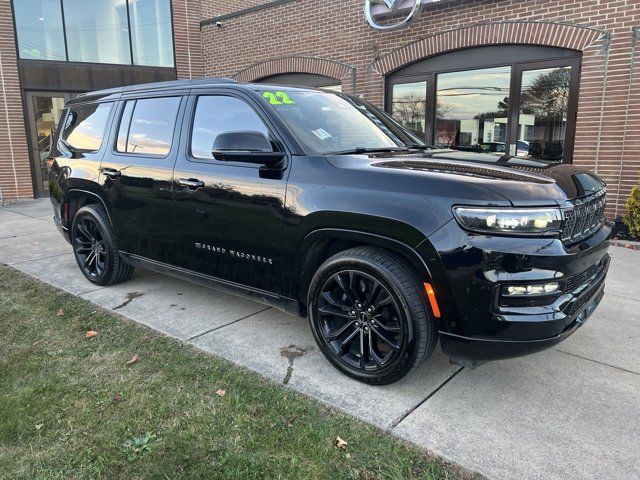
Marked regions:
[190,96,270,160]
[117,97,181,156]
[61,103,112,152]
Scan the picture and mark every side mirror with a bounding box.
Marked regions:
[212,131,285,167]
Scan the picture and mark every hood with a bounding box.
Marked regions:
[331,149,605,206]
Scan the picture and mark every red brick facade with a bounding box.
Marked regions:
[0,0,31,200]
[173,0,204,80]
[201,0,640,219]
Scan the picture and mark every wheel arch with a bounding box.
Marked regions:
[292,228,434,313]
[62,189,112,231]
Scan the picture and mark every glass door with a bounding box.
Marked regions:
[26,91,74,196]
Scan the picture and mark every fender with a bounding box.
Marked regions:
[292,228,434,303]
[62,188,113,229]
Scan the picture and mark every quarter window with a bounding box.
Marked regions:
[191,96,270,160]
[61,103,113,151]
[117,97,181,156]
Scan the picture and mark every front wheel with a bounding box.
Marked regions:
[307,247,437,385]
[71,204,134,286]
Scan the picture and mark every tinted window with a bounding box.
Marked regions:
[129,0,174,67]
[436,66,511,149]
[191,96,270,160]
[392,82,427,136]
[517,66,571,161]
[117,97,181,156]
[13,0,66,61]
[61,103,112,151]
[62,0,131,64]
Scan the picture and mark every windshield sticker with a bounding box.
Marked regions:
[312,128,332,141]
[262,91,296,105]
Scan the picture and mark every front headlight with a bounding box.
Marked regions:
[453,206,563,236]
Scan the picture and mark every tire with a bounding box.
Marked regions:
[307,246,437,385]
[70,204,134,286]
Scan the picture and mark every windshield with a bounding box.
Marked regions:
[257,88,424,155]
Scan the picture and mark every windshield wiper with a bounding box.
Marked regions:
[326,147,413,155]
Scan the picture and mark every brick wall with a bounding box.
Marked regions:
[0,0,31,200]
[201,0,640,218]
[173,0,205,79]
[201,0,272,19]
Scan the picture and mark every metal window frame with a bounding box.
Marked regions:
[10,0,175,68]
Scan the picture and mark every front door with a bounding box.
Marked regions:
[26,92,74,196]
[172,93,289,296]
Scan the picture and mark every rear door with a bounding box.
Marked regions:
[172,91,290,295]
[100,92,187,264]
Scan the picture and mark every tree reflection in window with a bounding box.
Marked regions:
[518,67,571,161]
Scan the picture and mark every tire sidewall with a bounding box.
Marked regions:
[308,253,425,384]
[71,205,117,286]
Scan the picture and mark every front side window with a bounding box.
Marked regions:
[117,97,181,156]
[435,66,511,149]
[61,103,112,151]
[13,0,66,61]
[259,90,422,155]
[191,96,271,160]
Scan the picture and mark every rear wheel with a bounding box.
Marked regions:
[308,247,436,384]
[71,204,134,286]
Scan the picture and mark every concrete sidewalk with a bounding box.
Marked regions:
[2,199,639,480]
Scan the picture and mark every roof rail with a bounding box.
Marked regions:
[75,78,238,99]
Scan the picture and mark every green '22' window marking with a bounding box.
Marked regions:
[262,91,296,105]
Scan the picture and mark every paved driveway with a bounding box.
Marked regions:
[2,199,639,480]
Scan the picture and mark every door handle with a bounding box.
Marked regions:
[101,168,121,179]
[178,178,205,190]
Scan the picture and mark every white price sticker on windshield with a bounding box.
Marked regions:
[312,128,332,140]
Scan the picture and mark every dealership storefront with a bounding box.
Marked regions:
[202,0,640,219]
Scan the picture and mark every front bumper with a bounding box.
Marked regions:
[422,218,611,363]
[440,270,606,363]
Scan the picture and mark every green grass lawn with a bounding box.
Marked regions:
[0,265,476,480]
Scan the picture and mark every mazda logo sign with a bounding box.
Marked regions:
[364,0,424,31]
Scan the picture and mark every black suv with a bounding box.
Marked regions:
[49,79,610,384]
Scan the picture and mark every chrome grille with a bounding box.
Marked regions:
[561,191,606,244]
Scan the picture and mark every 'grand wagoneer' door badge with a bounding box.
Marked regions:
[195,243,273,265]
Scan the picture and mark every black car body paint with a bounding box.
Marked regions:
[48,79,611,368]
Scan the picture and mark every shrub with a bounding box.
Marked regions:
[623,185,640,238]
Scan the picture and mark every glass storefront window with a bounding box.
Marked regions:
[13,0,66,61]
[517,66,571,161]
[391,82,427,137]
[13,0,175,66]
[62,0,131,64]
[435,66,511,150]
[129,0,174,67]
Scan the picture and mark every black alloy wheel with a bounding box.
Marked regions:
[308,247,436,385]
[73,215,107,279]
[71,204,134,286]
[316,270,404,371]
